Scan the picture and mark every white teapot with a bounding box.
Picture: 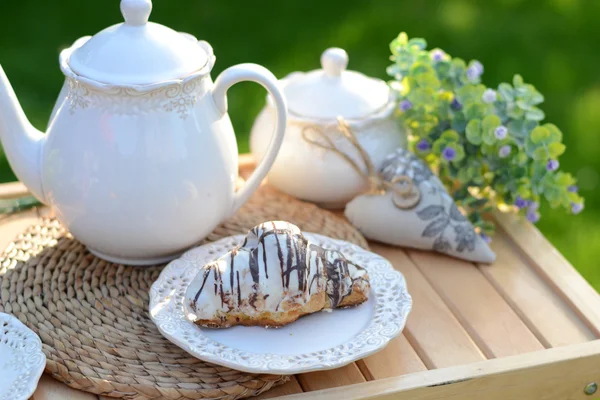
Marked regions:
[0,0,287,265]
[250,48,406,209]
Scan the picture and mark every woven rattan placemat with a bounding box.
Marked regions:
[0,185,367,399]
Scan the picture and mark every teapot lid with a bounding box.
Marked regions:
[282,48,391,120]
[67,0,212,86]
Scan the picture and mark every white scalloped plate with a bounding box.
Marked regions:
[149,233,412,374]
[0,313,46,400]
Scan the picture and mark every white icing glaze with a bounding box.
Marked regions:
[184,221,368,323]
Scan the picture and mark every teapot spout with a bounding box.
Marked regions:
[0,65,47,203]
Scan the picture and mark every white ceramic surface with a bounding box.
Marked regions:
[0,0,288,265]
[68,0,210,85]
[149,233,412,374]
[250,48,405,208]
[283,48,390,120]
[0,313,46,400]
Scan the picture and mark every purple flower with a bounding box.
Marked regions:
[472,61,484,74]
[450,98,462,111]
[495,126,508,140]
[568,185,578,193]
[571,202,584,214]
[482,89,497,104]
[526,209,540,223]
[416,139,431,152]
[498,145,511,158]
[432,49,445,62]
[399,100,413,112]
[546,159,560,171]
[442,147,457,161]
[466,61,484,81]
[528,201,540,211]
[515,196,528,209]
[480,233,492,244]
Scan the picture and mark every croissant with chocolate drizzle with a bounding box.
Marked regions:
[184,221,370,328]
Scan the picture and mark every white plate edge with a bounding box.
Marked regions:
[149,233,412,374]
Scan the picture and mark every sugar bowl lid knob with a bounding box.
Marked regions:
[121,0,153,26]
[321,48,349,77]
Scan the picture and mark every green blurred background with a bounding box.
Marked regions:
[0,0,598,289]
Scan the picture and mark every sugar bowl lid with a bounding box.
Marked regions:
[282,48,391,120]
[67,0,212,85]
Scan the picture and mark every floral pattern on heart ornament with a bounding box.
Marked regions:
[345,148,496,263]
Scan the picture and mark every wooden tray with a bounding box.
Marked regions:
[3,155,599,400]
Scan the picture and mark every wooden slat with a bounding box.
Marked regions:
[495,211,600,337]
[371,243,485,368]
[298,364,366,392]
[255,377,304,399]
[481,232,595,348]
[357,334,427,380]
[278,340,600,400]
[409,250,545,358]
[0,181,29,199]
[32,375,98,400]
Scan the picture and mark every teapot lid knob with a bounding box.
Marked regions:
[321,48,349,77]
[121,0,153,26]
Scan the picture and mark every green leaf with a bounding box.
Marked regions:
[530,126,550,143]
[543,184,562,203]
[554,172,576,186]
[519,83,544,106]
[457,84,486,105]
[432,138,447,154]
[517,185,532,198]
[508,119,538,139]
[548,142,566,158]
[434,61,451,78]
[465,103,488,120]
[415,72,441,90]
[516,100,533,111]
[525,107,545,121]
[408,37,427,50]
[452,145,466,162]
[411,62,436,76]
[451,113,468,133]
[480,143,495,156]
[498,83,514,102]
[451,58,467,70]
[480,115,500,145]
[408,87,435,106]
[482,114,501,131]
[507,105,525,119]
[513,74,524,87]
[544,123,563,143]
[532,147,548,161]
[441,129,460,142]
[392,32,409,48]
[466,119,482,145]
[483,134,496,146]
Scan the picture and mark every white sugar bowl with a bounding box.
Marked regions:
[250,48,406,208]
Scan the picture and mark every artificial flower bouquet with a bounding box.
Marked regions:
[387,33,584,238]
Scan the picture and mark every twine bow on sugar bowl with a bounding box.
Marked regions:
[301,117,421,209]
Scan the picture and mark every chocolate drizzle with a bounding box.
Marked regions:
[236,271,241,304]
[188,221,368,316]
[193,268,211,305]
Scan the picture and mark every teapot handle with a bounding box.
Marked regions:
[212,63,287,216]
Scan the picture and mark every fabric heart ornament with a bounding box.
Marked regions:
[345,148,496,263]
